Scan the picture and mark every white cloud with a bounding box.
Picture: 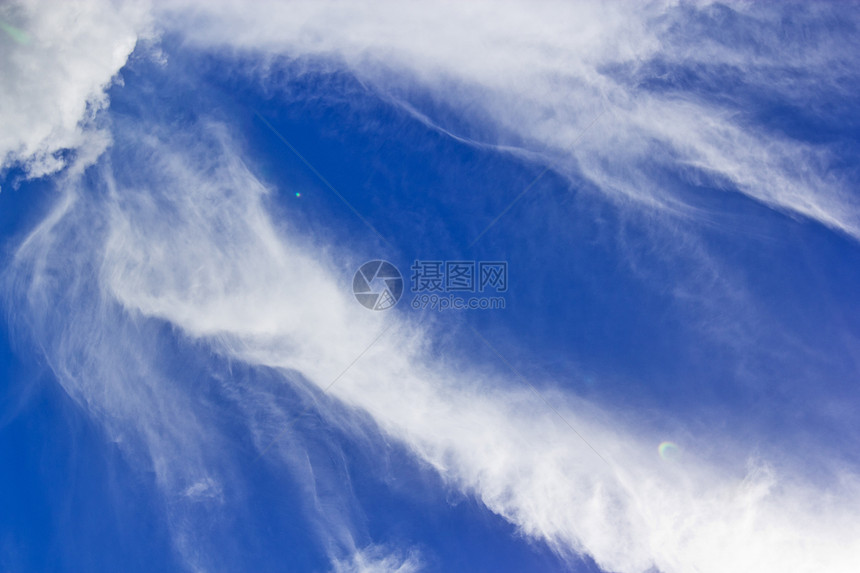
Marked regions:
[3,0,857,228]
[332,545,422,573]
[183,477,223,502]
[160,0,860,240]
[9,115,860,572]
[0,0,150,180]
[6,2,860,572]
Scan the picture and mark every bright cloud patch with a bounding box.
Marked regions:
[0,0,149,180]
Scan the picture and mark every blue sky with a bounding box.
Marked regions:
[2,2,860,572]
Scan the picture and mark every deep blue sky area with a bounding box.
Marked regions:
[0,328,176,572]
[2,3,860,572]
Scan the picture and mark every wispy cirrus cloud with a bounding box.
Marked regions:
[4,1,860,572]
[162,0,860,240]
[8,112,860,572]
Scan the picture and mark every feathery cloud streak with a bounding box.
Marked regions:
[3,1,860,572]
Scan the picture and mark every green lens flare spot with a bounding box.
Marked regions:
[0,20,30,45]
[658,441,680,461]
